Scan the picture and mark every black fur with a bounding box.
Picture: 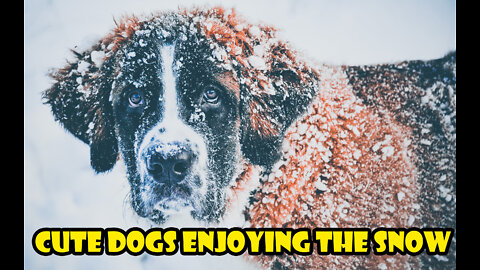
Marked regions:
[345,52,456,268]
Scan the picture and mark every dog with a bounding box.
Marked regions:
[43,7,456,269]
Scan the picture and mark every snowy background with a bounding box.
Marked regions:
[24,0,455,269]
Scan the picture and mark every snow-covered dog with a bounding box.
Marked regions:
[43,7,456,269]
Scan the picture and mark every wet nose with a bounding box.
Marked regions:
[145,143,195,183]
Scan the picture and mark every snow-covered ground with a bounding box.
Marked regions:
[24,0,455,269]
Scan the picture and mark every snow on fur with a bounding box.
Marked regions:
[44,7,455,270]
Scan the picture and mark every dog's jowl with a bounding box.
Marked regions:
[43,7,456,269]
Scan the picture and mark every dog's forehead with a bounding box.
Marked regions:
[113,25,240,97]
[120,28,214,72]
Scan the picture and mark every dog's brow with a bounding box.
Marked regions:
[214,71,240,99]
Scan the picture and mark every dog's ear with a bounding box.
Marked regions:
[43,16,140,173]
[238,41,319,167]
[43,45,119,173]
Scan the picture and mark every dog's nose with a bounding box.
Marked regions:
[145,144,195,183]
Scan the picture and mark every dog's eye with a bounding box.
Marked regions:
[203,87,218,103]
[128,91,144,107]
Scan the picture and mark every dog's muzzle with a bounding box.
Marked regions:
[135,120,209,218]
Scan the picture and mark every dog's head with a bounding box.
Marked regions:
[43,8,318,223]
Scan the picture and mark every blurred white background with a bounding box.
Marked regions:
[24,0,455,269]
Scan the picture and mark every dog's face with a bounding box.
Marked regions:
[112,35,242,223]
[43,9,319,224]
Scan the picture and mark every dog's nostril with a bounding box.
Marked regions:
[151,164,164,174]
[173,161,189,175]
[147,158,164,174]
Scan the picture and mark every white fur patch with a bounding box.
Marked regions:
[135,44,209,216]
